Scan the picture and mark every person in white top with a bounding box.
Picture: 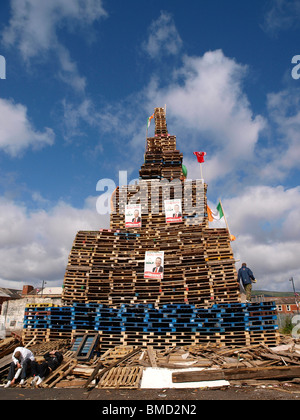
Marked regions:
[4,346,35,388]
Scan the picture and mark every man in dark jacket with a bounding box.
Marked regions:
[238,263,256,303]
[31,350,63,387]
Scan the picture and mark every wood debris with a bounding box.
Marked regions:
[1,335,300,389]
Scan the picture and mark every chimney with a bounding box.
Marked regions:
[22,285,34,295]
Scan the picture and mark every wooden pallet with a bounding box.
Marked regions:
[41,358,77,388]
[96,366,144,389]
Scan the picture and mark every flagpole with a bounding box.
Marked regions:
[219,199,231,236]
[200,163,203,180]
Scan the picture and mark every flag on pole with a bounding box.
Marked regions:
[193,151,206,163]
[207,202,224,221]
[207,202,236,241]
[147,114,154,129]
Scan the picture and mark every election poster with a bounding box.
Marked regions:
[144,251,164,280]
[125,204,142,228]
[164,198,182,223]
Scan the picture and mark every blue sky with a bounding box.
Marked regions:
[0,0,299,293]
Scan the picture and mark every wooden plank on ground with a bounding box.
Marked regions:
[172,366,300,383]
[147,346,157,367]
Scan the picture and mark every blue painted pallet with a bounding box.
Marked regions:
[121,306,154,312]
[23,322,50,328]
[216,309,248,316]
[24,316,48,320]
[94,308,120,314]
[46,316,72,321]
[48,325,73,330]
[23,318,50,323]
[161,303,197,309]
[70,321,95,327]
[24,326,48,330]
[94,322,122,328]
[120,312,149,318]
[94,326,123,332]
[73,302,101,309]
[48,307,72,312]
[212,303,247,309]
[159,311,198,317]
[190,318,223,324]
[121,326,178,333]
[248,325,279,331]
[246,315,277,321]
[94,317,122,323]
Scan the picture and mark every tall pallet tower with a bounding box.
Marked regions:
[58,107,279,349]
[63,107,240,308]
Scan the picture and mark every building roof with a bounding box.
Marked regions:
[0,288,22,299]
[36,286,62,296]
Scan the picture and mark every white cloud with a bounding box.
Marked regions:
[222,185,300,291]
[262,0,300,35]
[2,0,107,91]
[0,98,55,157]
[0,195,109,288]
[146,50,265,183]
[259,88,300,180]
[142,11,183,59]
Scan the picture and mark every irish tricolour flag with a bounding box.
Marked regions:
[147,114,154,129]
[207,201,224,222]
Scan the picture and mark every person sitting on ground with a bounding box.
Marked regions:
[5,346,35,388]
[31,350,63,386]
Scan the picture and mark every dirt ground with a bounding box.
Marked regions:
[1,384,300,401]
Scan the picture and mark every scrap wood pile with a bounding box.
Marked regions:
[1,334,300,389]
[40,337,300,389]
[0,336,20,359]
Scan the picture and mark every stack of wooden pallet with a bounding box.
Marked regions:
[44,107,281,350]
[139,108,183,180]
[22,301,280,349]
[22,304,73,344]
[61,227,240,308]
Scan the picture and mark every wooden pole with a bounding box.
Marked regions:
[219,199,230,236]
[146,119,149,151]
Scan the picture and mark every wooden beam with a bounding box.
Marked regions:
[147,346,157,367]
[172,366,300,383]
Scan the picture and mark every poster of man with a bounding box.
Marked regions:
[164,199,182,223]
[125,204,142,228]
[144,251,164,280]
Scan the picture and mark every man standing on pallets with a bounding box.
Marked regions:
[238,263,257,303]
